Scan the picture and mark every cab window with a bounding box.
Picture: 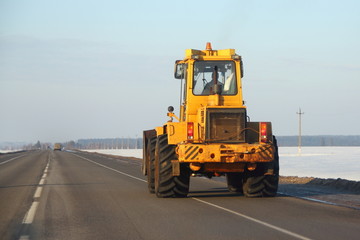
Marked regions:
[193,61,237,96]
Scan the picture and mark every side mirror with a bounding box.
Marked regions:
[174,61,184,79]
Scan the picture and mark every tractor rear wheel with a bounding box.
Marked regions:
[154,134,190,198]
[226,173,243,193]
[242,136,279,197]
[146,137,157,193]
[242,174,279,197]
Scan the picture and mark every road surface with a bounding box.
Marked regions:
[0,150,359,240]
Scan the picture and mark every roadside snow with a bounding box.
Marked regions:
[280,147,360,181]
[0,149,23,153]
[81,147,360,181]
[83,149,143,159]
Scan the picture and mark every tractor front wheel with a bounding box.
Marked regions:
[146,137,157,193]
[154,134,190,198]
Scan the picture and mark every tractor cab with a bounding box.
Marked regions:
[174,43,244,123]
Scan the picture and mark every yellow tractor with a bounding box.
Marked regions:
[54,143,62,151]
[142,43,279,198]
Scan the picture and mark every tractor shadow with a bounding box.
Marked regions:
[188,187,243,198]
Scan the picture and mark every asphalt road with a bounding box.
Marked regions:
[0,150,359,240]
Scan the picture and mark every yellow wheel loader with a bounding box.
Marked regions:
[54,143,62,151]
[142,43,279,198]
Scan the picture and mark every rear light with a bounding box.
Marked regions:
[187,122,194,140]
[260,122,267,143]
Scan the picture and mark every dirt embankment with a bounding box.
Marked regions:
[279,176,360,210]
[280,176,360,193]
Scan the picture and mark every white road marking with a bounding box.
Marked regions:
[19,235,29,240]
[73,154,147,183]
[19,152,51,240]
[0,154,26,165]
[33,187,43,199]
[192,198,312,240]
[22,201,39,224]
[74,152,312,240]
[39,178,45,185]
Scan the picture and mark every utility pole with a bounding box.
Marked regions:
[296,108,304,155]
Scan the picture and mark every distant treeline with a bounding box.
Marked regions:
[276,135,360,146]
[76,135,360,149]
[3,135,359,151]
[77,138,142,149]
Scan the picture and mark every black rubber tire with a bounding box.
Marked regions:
[242,136,279,197]
[242,174,279,197]
[154,134,190,198]
[147,137,157,193]
[226,173,243,193]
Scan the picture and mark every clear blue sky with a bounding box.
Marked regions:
[1,0,359,143]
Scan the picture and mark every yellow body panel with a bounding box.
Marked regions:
[185,48,236,59]
[166,122,187,145]
[176,143,274,163]
[155,126,164,136]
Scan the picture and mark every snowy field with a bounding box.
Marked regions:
[1,147,358,181]
[82,147,360,181]
[279,147,360,181]
[82,149,143,159]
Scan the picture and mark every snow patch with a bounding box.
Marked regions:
[82,149,143,159]
[81,147,360,181]
[280,147,360,181]
[0,149,23,153]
